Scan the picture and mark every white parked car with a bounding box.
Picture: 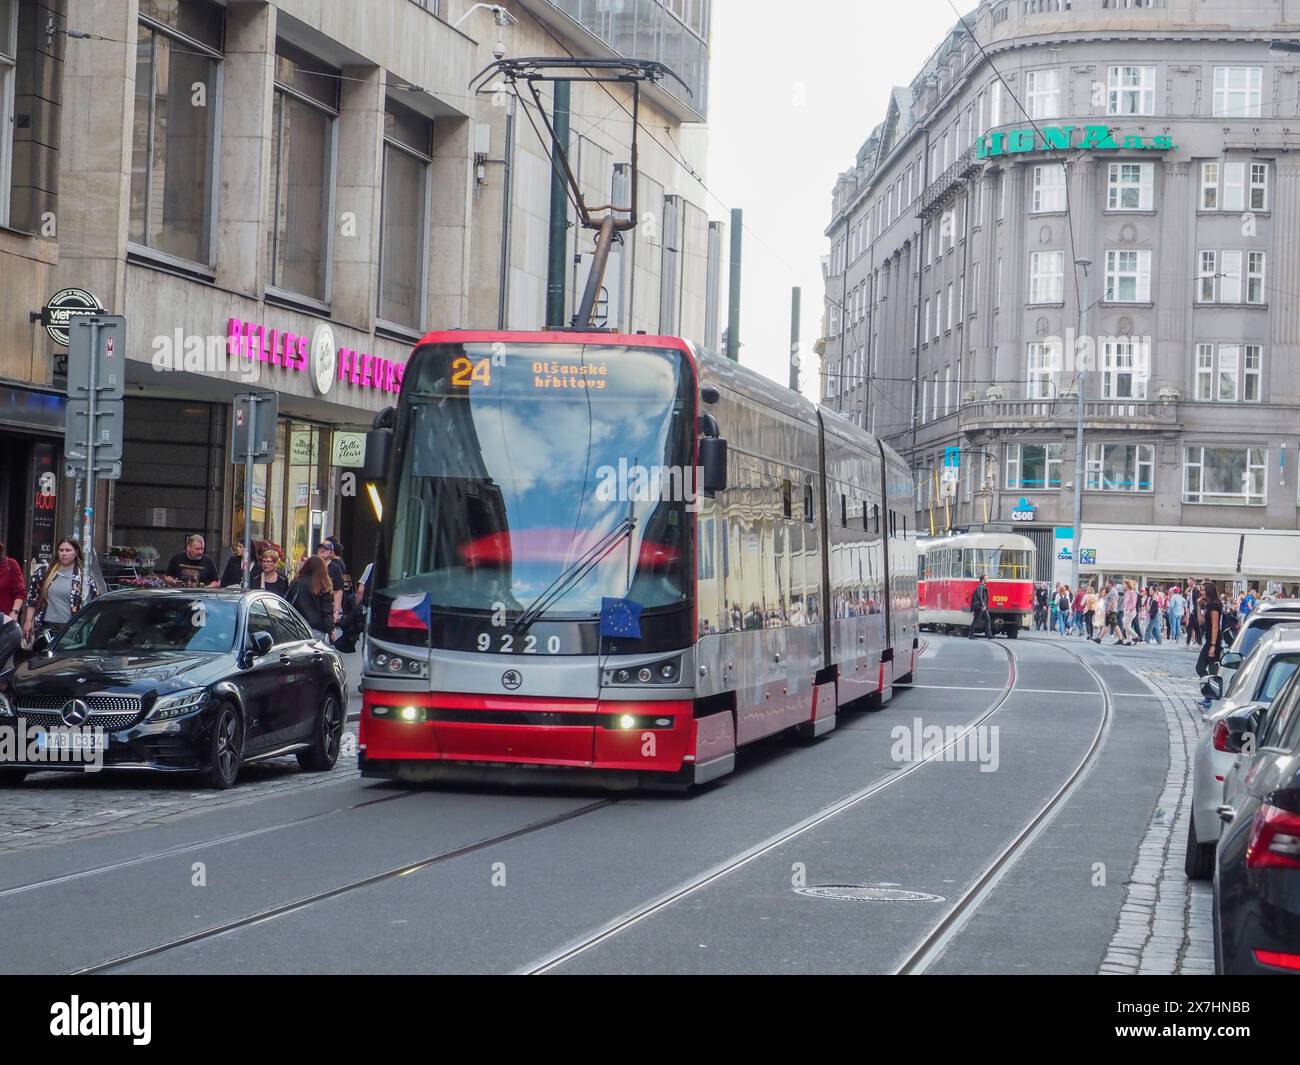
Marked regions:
[1184,626,1300,880]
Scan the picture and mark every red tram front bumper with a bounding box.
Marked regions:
[359,691,696,779]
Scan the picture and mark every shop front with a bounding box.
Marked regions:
[0,383,69,575]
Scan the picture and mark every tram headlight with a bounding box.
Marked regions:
[370,704,428,724]
[619,714,636,730]
[604,656,684,687]
[366,644,429,679]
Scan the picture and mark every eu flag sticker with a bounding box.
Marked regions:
[600,597,643,639]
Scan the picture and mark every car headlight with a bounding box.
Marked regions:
[147,689,209,721]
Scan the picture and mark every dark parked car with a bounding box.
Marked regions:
[1213,670,1300,974]
[0,589,347,789]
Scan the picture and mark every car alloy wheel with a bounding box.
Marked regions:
[207,703,243,790]
[297,690,344,772]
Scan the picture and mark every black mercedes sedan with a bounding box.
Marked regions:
[1214,675,1300,974]
[0,589,347,789]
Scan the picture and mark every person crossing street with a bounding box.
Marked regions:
[968,576,994,639]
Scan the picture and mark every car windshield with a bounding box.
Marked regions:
[1237,617,1300,657]
[1258,654,1300,703]
[58,598,239,654]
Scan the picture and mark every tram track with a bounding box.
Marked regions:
[891,638,1115,974]
[517,638,1021,974]
[65,798,615,975]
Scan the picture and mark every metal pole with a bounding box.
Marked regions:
[545,80,571,329]
[575,214,617,328]
[242,395,256,591]
[81,320,99,567]
[789,287,801,392]
[1070,258,1092,593]
[497,93,516,330]
[726,207,743,361]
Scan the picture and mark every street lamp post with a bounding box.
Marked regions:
[1070,257,1092,592]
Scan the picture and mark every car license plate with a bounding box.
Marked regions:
[34,731,108,752]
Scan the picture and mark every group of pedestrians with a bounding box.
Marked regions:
[1044,577,1233,648]
[0,531,371,675]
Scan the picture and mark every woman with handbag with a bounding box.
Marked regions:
[288,556,334,641]
[22,537,97,646]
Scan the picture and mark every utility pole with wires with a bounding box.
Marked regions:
[471,56,691,330]
[1069,257,1092,593]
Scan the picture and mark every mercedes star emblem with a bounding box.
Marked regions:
[61,699,90,726]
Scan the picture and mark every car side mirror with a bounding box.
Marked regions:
[700,436,727,496]
[1222,703,1264,753]
[32,631,53,655]
[1220,651,1244,670]
[1200,674,1223,702]
[251,631,274,657]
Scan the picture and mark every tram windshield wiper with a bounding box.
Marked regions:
[510,516,637,634]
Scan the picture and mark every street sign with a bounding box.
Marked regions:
[43,287,105,347]
[65,399,124,463]
[1080,548,1097,567]
[67,315,126,400]
[66,459,121,481]
[231,392,278,465]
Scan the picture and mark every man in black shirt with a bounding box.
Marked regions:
[164,534,219,588]
[316,537,345,627]
[968,576,994,639]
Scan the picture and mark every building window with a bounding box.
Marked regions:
[946,282,954,331]
[1195,343,1262,403]
[1086,443,1154,492]
[1200,160,1259,212]
[1104,249,1151,302]
[1107,162,1153,210]
[1026,340,1062,398]
[1025,68,1060,119]
[268,42,340,303]
[1250,163,1269,209]
[1100,339,1148,399]
[989,78,1003,128]
[944,366,952,414]
[129,0,225,266]
[378,99,432,332]
[1184,446,1266,506]
[1108,65,1155,116]
[1029,251,1064,303]
[1005,443,1063,490]
[1031,163,1066,212]
[0,0,15,228]
[1197,250,1263,304]
[1213,66,1262,118]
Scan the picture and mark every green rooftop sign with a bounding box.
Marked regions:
[975,124,1175,160]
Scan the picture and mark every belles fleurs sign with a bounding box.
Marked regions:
[975,124,1175,160]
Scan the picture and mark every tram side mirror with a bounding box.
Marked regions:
[700,436,728,496]
[363,428,393,484]
[701,385,721,405]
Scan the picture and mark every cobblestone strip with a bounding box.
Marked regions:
[1099,668,1214,975]
[0,724,361,855]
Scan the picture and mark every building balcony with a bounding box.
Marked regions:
[959,397,1180,433]
[919,144,983,218]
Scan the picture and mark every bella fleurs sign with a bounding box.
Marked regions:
[975,125,1176,160]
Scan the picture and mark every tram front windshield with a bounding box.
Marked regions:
[962,548,1031,581]
[377,342,694,632]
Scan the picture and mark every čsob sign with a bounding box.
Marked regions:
[976,125,1175,160]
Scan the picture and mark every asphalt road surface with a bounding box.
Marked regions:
[0,633,1200,975]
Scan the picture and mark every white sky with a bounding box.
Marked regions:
[705,0,960,400]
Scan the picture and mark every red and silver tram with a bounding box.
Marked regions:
[918,531,1036,637]
[357,330,918,788]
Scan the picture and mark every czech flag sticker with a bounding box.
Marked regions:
[388,593,432,630]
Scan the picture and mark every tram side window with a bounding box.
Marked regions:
[804,483,815,524]
[873,503,880,534]
[782,479,793,519]
[841,491,848,527]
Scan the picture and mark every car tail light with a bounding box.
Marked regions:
[1253,949,1300,971]
[1212,719,1232,752]
[1246,804,1300,870]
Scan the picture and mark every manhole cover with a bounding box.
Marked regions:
[793,885,945,903]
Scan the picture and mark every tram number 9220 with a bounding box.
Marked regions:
[476,633,564,655]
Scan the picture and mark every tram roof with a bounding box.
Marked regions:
[919,532,1037,552]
